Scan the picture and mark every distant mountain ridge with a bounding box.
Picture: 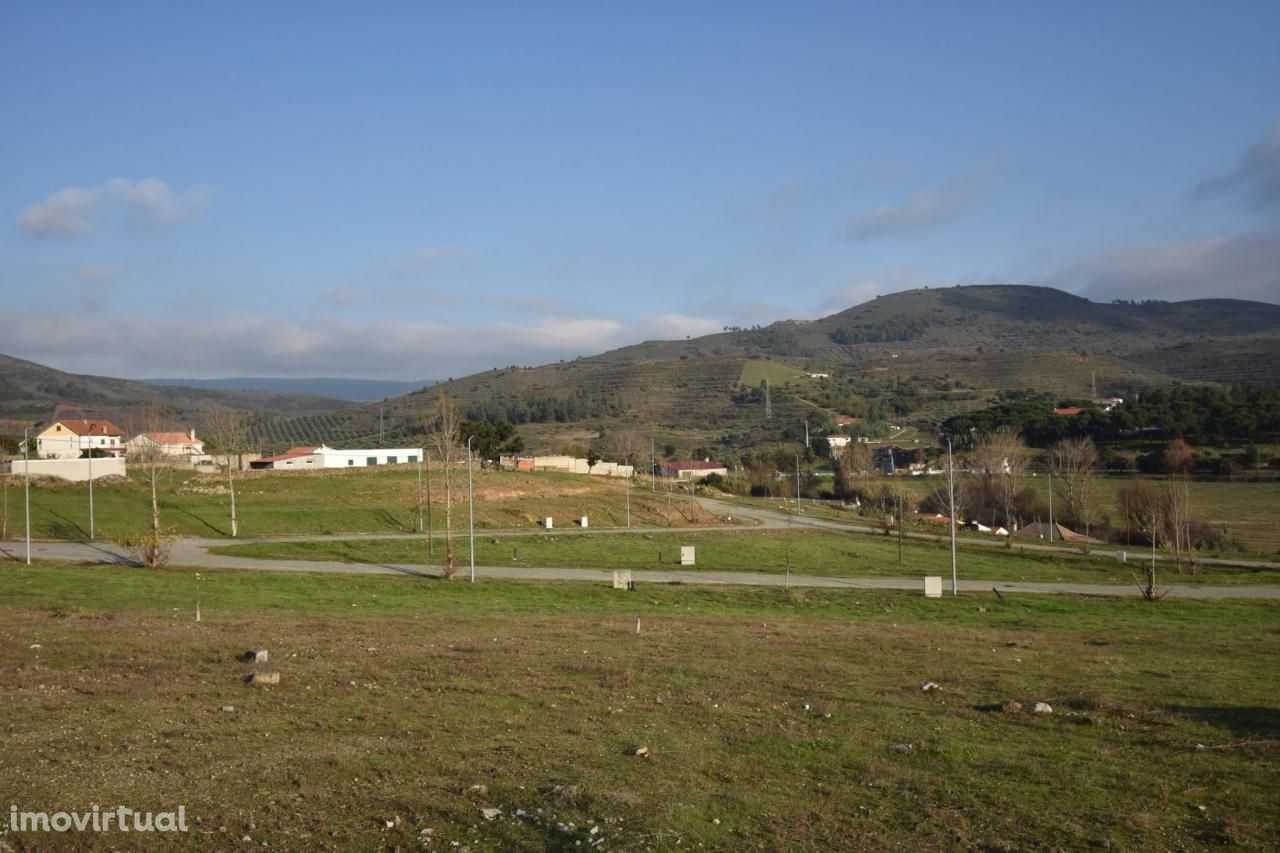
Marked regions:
[142,377,436,402]
[0,352,351,440]
[300,284,1280,454]
[3,286,1277,452]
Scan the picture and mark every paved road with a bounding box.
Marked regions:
[4,537,1278,600]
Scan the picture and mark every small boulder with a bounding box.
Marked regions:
[920,682,940,691]
[240,649,269,663]
[632,746,650,758]
[245,671,280,686]
[479,808,502,821]
[1002,701,1023,713]
[889,743,914,753]
[1034,701,1053,714]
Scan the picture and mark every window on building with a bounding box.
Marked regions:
[387,456,397,465]
[367,457,377,466]
[407,455,417,463]
[347,459,354,466]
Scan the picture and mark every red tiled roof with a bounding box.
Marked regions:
[1053,407,1084,416]
[139,431,203,446]
[55,419,123,437]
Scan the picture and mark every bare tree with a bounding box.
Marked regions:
[971,427,1029,546]
[601,429,644,467]
[125,404,176,567]
[1048,436,1099,545]
[428,395,462,578]
[205,408,248,537]
[1118,480,1162,599]
[1161,475,1194,573]
[833,442,873,499]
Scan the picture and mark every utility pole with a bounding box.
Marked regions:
[794,454,801,513]
[804,419,809,448]
[897,487,903,564]
[1091,370,1097,398]
[625,472,631,528]
[416,454,424,533]
[467,436,475,583]
[24,427,31,565]
[1047,471,1054,543]
[426,451,434,556]
[87,438,94,540]
[379,408,384,446]
[650,437,655,492]
[764,379,772,420]
[948,437,957,596]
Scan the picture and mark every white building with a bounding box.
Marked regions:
[250,444,423,470]
[825,434,851,449]
[126,429,207,460]
[33,419,125,459]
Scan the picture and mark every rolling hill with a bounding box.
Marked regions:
[4,286,1277,455]
[0,353,352,442]
[259,285,1280,455]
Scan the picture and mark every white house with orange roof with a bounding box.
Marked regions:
[33,419,125,459]
[126,428,208,460]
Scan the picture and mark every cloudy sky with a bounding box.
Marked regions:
[2,3,1278,380]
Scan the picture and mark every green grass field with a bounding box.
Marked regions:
[209,528,1280,587]
[0,467,717,541]
[0,564,1276,849]
[738,359,807,388]
[747,476,1280,558]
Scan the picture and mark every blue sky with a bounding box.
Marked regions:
[3,2,1278,379]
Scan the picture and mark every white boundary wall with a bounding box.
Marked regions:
[2,457,127,482]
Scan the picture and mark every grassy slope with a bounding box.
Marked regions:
[209,528,1280,587]
[6,465,1280,559]
[261,286,1280,452]
[0,467,720,540]
[0,565,1276,850]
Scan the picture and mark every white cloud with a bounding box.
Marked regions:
[1,309,729,380]
[844,179,982,240]
[1053,227,1280,302]
[393,245,472,276]
[817,267,940,313]
[16,178,212,238]
[319,284,374,306]
[17,186,102,237]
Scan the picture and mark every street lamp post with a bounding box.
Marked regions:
[467,436,475,584]
[625,470,631,528]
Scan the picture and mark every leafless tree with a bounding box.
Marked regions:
[971,427,1029,545]
[1048,436,1099,545]
[1118,480,1162,599]
[1161,475,1194,573]
[601,429,645,467]
[833,442,873,498]
[428,394,462,578]
[205,408,248,537]
[125,404,176,567]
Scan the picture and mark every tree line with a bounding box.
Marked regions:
[942,385,1280,447]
